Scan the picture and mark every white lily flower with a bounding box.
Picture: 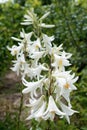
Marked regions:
[51,44,63,55]
[21,63,31,78]
[29,51,46,67]
[43,96,65,121]
[52,53,71,71]
[30,51,45,63]
[27,101,46,121]
[59,101,78,124]
[54,77,71,106]
[43,34,54,45]
[62,51,72,58]
[11,54,26,75]
[53,71,78,105]
[20,31,33,42]
[7,44,23,57]
[34,101,46,121]
[26,64,48,79]
[52,70,71,78]
[12,31,32,48]
[26,95,46,120]
[30,38,42,53]
[42,34,54,53]
[22,77,45,94]
[26,95,45,109]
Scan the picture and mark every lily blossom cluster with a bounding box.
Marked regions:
[8,9,78,124]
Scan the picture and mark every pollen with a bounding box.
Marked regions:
[64,82,70,89]
[14,50,17,55]
[20,61,25,64]
[35,45,39,49]
[58,59,63,66]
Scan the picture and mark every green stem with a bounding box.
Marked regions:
[46,120,50,130]
[48,55,53,96]
[17,92,23,129]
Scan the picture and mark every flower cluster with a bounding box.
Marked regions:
[8,9,78,124]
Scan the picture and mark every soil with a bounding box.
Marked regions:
[0,71,27,120]
[0,71,21,94]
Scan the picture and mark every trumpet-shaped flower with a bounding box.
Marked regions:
[52,53,71,71]
[59,101,78,124]
[53,71,78,105]
[22,77,45,95]
[25,95,46,121]
[26,95,45,111]
[20,31,33,46]
[43,96,65,121]
[7,44,23,57]
[30,38,42,53]
[42,34,54,53]
[27,101,46,121]
[51,44,63,55]
[27,64,48,79]
[29,51,45,66]
[11,54,26,75]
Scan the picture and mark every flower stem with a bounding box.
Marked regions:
[17,92,23,129]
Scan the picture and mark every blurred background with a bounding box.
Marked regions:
[0,0,87,130]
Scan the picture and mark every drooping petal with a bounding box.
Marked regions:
[43,96,65,121]
[22,77,45,94]
[59,101,78,124]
